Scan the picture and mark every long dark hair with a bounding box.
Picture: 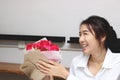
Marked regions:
[80,15,118,52]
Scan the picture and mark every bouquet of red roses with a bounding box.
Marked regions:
[20,38,62,80]
[25,38,62,62]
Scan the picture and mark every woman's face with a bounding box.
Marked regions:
[79,24,101,54]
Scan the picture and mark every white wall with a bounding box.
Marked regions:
[0,0,120,37]
[0,0,120,67]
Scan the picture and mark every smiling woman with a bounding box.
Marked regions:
[35,15,120,80]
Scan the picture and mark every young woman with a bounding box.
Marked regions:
[36,15,120,80]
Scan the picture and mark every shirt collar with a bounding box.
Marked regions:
[76,49,114,69]
[102,49,113,68]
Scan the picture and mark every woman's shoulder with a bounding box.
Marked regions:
[112,50,120,57]
[110,52,120,65]
[107,49,120,60]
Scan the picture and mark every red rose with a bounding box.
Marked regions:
[25,39,59,51]
[49,44,59,51]
[26,43,33,50]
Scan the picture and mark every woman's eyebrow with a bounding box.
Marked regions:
[80,30,89,33]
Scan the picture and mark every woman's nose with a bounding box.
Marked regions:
[79,35,84,43]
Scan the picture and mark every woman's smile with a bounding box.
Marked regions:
[81,44,88,51]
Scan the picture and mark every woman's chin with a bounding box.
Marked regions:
[82,49,89,54]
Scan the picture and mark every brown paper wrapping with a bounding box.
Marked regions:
[20,50,53,80]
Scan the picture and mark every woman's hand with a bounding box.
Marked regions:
[36,60,69,79]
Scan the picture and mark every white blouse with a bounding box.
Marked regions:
[67,49,120,80]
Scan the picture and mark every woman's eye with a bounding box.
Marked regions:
[79,34,81,36]
[79,33,81,36]
[83,33,88,35]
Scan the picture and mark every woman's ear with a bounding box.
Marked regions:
[101,35,106,43]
